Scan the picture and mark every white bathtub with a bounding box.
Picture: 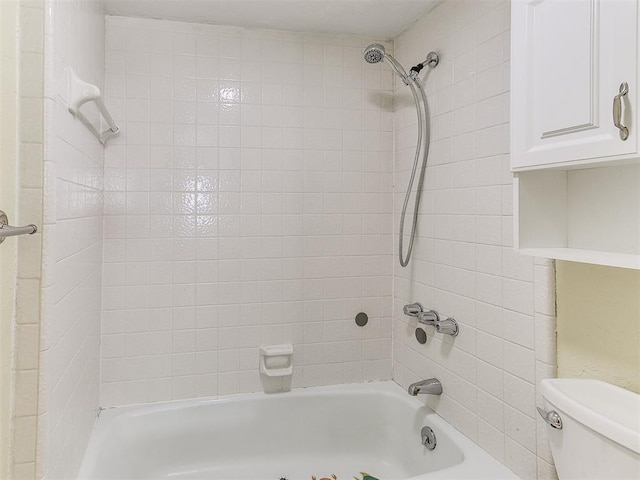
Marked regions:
[78,382,519,480]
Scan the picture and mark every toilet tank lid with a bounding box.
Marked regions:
[541,379,640,454]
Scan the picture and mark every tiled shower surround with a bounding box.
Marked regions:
[23,1,557,479]
[37,0,105,478]
[100,17,395,405]
[393,2,556,480]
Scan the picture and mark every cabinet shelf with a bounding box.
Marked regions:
[517,248,640,270]
[514,165,640,270]
[512,155,640,174]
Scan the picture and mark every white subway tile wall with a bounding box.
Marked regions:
[38,0,105,478]
[391,2,556,480]
[101,16,394,406]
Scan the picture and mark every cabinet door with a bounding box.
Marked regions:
[511,0,637,170]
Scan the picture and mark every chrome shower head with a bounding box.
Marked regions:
[363,43,386,64]
[364,42,410,84]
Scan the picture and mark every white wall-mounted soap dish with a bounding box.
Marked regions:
[259,344,293,377]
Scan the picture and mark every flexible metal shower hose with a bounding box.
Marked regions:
[398,76,431,267]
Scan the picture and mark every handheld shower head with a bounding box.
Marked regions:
[363,43,386,64]
[363,43,409,83]
[362,42,439,268]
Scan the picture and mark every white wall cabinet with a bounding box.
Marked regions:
[512,0,638,169]
[511,0,640,269]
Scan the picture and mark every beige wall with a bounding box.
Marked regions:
[557,261,640,393]
[0,1,46,479]
[0,1,19,476]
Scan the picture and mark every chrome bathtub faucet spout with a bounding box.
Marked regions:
[408,378,443,396]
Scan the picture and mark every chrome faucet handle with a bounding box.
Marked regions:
[418,309,439,326]
[403,303,424,317]
[435,317,458,336]
[405,305,458,335]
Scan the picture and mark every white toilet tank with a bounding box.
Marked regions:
[540,379,640,480]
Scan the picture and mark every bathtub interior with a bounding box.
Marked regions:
[80,383,464,479]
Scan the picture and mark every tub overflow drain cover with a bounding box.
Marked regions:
[421,426,437,450]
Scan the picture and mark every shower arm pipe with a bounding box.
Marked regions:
[410,52,440,79]
[398,76,428,267]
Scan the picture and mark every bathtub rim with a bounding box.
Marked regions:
[80,381,521,480]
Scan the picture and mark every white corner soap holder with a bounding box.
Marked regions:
[68,68,120,144]
[259,344,293,377]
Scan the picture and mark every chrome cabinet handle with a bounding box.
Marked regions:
[537,406,563,429]
[613,82,630,141]
[0,210,37,244]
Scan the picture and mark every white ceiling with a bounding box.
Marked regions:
[103,0,440,39]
